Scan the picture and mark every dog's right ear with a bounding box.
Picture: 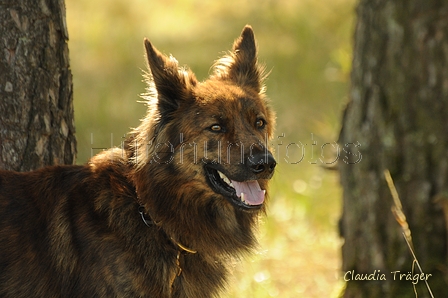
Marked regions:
[144,38,197,118]
[212,25,266,94]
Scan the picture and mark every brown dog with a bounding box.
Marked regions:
[0,25,276,297]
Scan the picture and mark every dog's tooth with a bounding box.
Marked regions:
[218,171,232,186]
[240,193,246,203]
[218,171,227,181]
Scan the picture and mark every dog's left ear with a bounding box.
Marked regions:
[213,25,265,93]
[144,39,197,117]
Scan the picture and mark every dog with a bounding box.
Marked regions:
[0,25,276,297]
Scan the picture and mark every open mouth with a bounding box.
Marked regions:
[204,166,265,211]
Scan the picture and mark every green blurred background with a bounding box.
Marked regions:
[66,0,356,296]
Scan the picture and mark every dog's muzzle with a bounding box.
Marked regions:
[204,151,276,211]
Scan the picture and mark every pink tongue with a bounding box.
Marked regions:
[231,180,265,205]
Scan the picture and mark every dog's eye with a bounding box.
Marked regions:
[209,124,224,132]
[255,119,266,129]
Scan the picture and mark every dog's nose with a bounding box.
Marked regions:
[248,152,276,176]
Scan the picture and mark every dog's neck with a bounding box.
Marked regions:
[131,162,259,259]
[137,202,197,290]
[137,203,197,254]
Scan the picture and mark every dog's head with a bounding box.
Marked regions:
[132,26,276,214]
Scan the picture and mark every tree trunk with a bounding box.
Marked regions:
[0,0,76,171]
[339,0,448,297]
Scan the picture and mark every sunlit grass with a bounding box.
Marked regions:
[66,0,356,296]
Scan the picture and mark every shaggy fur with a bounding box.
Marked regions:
[0,25,276,297]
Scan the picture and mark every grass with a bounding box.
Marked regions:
[384,170,435,298]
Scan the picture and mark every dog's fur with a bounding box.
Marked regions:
[0,25,276,297]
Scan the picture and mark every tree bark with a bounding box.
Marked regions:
[339,0,448,297]
[0,0,76,171]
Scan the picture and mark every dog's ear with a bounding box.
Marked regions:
[144,39,197,118]
[213,25,265,93]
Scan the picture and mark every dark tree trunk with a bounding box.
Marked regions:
[339,0,448,297]
[0,0,76,171]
